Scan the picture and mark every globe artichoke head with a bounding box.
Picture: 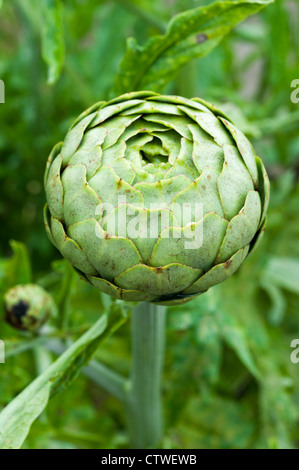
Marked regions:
[44,91,270,306]
[4,284,56,331]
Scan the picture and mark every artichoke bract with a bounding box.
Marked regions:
[44,91,270,306]
[4,284,56,331]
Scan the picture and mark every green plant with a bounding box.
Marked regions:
[2,0,299,451]
[44,91,269,307]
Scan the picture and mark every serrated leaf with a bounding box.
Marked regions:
[262,257,299,295]
[260,279,287,326]
[112,0,273,94]
[219,309,260,379]
[41,0,65,85]
[0,310,127,449]
[259,257,299,325]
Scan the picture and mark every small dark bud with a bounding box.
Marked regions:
[4,284,56,331]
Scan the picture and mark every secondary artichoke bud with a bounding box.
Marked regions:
[44,91,270,305]
[4,284,56,331]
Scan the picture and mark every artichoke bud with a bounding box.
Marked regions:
[44,92,270,306]
[4,284,56,331]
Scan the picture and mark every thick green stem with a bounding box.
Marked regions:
[39,302,167,448]
[127,302,167,449]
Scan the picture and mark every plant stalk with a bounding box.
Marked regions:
[44,339,128,402]
[127,302,167,449]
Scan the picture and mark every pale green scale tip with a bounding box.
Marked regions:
[44,91,270,306]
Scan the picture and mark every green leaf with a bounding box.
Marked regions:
[193,287,260,380]
[112,0,273,95]
[174,394,255,449]
[258,363,295,449]
[0,310,127,449]
[259,257,299,325]
[260,279,286,326]
[219,309,260,380]
[262,257,299,295]
[41,0,65,85]
[194,313,222,384]
[0,241,32,294]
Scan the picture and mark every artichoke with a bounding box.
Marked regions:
[4,284,56,331]
[44,91,269,306]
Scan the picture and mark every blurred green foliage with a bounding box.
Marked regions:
[0,0,299,449]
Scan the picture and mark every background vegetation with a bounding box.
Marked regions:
[0,0,299,449]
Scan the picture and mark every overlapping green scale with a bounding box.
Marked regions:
[44,91,270,305]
